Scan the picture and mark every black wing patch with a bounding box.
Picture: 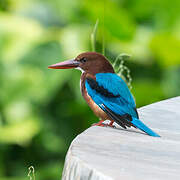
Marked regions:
[134,108,139,119]
[86,77,120,98]
[101,104,136,129]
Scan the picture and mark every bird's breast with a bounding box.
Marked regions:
[80,73,109,120]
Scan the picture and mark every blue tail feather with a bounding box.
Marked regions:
[132,117,160,137]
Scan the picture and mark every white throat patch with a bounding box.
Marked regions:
[76,67,84,73]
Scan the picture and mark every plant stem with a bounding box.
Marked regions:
[91,19,99,52]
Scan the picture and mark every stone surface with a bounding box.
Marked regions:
[62,97,180,180]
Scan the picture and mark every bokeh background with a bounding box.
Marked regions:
[0,0,180,179]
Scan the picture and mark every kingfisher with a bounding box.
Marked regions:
[48,52,160,137]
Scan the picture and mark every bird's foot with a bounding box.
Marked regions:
[106,121,116,128]
[92,120,116,128]
[92,120,105,127]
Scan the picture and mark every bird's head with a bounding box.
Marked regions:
[48,52,114,75]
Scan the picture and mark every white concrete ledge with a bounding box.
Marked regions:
[62,97,180,180]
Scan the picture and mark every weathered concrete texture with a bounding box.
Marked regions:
[62,97,180,180]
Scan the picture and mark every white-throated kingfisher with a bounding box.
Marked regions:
[48,52,160,137]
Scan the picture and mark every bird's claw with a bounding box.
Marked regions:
[92,122,116,128]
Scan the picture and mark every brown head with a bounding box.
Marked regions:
[48,52,114,75]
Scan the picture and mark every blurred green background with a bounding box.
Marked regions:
[0,0,180,179]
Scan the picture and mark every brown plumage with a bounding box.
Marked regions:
[80,72,110,121]
[76,52,114,74]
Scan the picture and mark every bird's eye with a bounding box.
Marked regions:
[80,57,87,63]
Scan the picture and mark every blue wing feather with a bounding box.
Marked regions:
[86,73,137,118]
[96,73,136,107]
[85,73,160,137]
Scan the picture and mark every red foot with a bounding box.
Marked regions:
[92,120,116,128]
[108,120,116,128]
[92,120,105,126]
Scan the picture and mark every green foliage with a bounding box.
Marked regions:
[91,19,99,52]
[0,0,179,179]
[112,54,132,89]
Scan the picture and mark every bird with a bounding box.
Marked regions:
[48,52,160,137]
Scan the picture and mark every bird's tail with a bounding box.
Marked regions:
[132,117,160,137]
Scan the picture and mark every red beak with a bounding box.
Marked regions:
[48,59,80,69]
